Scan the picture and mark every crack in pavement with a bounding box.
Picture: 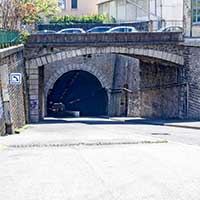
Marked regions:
[7,140,168,149]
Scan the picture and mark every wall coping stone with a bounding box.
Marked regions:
[0,44,24,59]
[181,38,200,47]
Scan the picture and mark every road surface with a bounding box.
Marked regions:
[0,117,200,200]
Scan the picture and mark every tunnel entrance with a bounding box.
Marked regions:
[47,70,108,117]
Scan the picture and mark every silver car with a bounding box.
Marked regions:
[87,26,111,33]
[57,28,86,34]
[157,26,183,32]
[106,26,138,33]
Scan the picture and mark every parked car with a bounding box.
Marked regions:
[57,28,86,34]
[157,26,183,32]
[106,26,138,33]
[36,30,57,34]
[87,26,111,33]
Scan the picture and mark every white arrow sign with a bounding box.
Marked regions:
[10,73,22,85]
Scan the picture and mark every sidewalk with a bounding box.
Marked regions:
[110,117,200,130]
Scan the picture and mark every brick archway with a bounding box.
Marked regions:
[44,63,111,116]
[45,63,110,99]
[26,46,185,123]
[28,46,184,69]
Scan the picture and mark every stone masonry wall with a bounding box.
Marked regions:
[0,85,5,135]
[185,45,200,119]
[112,54,140,117]
[140,61,183,119]
[37,52,186,119]
[44,54,115,117]
[0,45,26,135]
[43,53,141,118]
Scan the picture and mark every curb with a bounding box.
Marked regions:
[164,124,200,130]
[110,118,200,130]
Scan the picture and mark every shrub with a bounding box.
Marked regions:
[49,14,113,24]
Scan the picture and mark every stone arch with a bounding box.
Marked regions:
[44,62,111,101]
[29,46,184,69]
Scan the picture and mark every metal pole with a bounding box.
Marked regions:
[148,0,150,20]
[155,0,157,16]
[190,0,193,37]
[116,0,119,23]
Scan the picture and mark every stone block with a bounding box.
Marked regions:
[76,49,82,56]
[128,48,135,54]
[28,79,39,85]
[56,52,62,61]
[36,58,42,66]
[46,55,53,64]
[29,74,38,80]
[29,59,38,68]
[52,54,58,62]
[29,69,38,75]
[155,51,163,59]
[41,56,47,65]
[29,89,39,95]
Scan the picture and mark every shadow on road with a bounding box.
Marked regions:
[39,117,200,126]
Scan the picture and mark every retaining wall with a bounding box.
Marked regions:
[0,45,26,135]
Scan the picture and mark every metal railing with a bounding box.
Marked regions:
[37,19,184,34]
[0,29,21,49]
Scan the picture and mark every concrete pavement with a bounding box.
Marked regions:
[0,142,200,199]
[0,117,200,199]
[0,118,166,148]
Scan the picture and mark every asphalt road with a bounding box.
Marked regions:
[0,117,200,200]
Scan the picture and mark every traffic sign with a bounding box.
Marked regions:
[10,73,22,85]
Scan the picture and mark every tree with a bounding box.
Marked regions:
[0,0,60,30]
[34,0,60,18]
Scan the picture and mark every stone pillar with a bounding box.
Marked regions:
[26,61,40,123]
[178,66,188,119]
[108,89,122,117]
[38,66,45,120]
[184,46,200,119]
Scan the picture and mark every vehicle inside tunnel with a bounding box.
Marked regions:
[47,70,108,117]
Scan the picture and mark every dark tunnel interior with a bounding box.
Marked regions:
[47,70,108,117]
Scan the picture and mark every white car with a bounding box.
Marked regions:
[106,26,138,33]
[57,28,86,34]
[157,26,183,32]
[36,30,57,34]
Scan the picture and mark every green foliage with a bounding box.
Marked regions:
[20,30,30,44]
[23,0,60,24]
[49,14,113,24]
[34,0,60,18]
